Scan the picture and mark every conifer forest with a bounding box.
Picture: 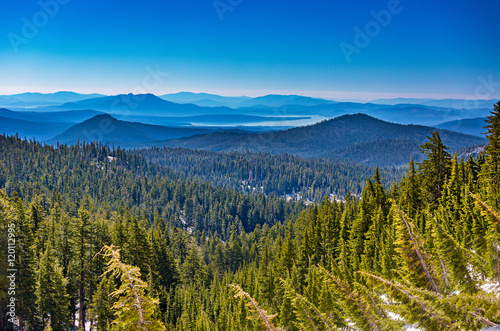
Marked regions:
[1,102,500,331]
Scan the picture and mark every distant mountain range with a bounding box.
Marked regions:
[162,113,486,167]
[39,93,239,117]
[370,98,498,110]
[0,116,70,141]
[24,93,491,127]
[435,117,488,137]
[0,108,105,140]
[0,91,105,107]
[160,92,251,107]
[0,92,497,156]
[47,114,244,147]
[0,108,103,123]
[159,92,336,108]
[236,94,336,108]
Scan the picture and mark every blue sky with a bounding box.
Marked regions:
[1,0,499,100]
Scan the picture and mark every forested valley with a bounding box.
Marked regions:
[0,102,499,330]
[138,148,403,201]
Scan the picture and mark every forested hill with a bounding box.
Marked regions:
[139,147,404,200]
[164,114,486,167]
[0,134,304,238]
[47,114,222,147]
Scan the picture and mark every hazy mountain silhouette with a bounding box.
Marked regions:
[0,116,71,140]
[0,91,105,107]
[42,93,238,117]
[160,92,250,107]
[236,94,336,108]
[163,114,486,167]
[0,108,104,123]
[47,114,241,147]
[435,117,488,137]
[370,98,498,110]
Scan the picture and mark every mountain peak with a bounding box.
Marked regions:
[90,113,117,121]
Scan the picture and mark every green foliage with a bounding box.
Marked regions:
[0,135,303,241]
[99,245,166,331]
[1,101,500,330]
[89,275,116,331]
[36,245,70,331]
[229,284,283,330]
[419,131,451,205]
[140,147,402,200]
[484,101,500,191]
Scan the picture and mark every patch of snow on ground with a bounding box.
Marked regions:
[481,281,500,293]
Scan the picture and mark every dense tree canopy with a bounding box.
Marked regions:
[0,103,499,330]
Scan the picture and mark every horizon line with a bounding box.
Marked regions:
[1,88,499,103]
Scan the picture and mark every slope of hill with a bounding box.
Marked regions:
[46,114,239,146]
[435,117,487,137]
[0,116,71,140]
[0,108,103,123]
[163,114,486,167]
[139,148,405,200]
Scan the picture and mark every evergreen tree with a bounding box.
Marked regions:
[181,247,204,285]
[229,284,283,331]
[484,101,500,206]
[127,216,151,278]
[99,245,165,331]
[89,275,116,331]
[399,158,423,218]
[419,131,451,205]
[14,198,39,330]
[71,202,95,328]
[36,245,70,331]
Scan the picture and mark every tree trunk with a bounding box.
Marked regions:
[18,312,24,331]
[498,262,500,287]
[79,269,85,330]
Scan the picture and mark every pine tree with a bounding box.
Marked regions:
[227,224,243,272]
[361,206,385,273]
[89,275,116,331]
[392,205,440,293]
[14,198,40,330]
[485,101,500,182]
[399,158,423,218]
[99,245,165,331]
[431,216,477,294]
[148,228,180,316]
[259,242,274,305]
[36,245,70,331]
[72,202,95,329]
[419,131,451,206]
[348,181,376,275]
[127,216,151,278]
[277,234,296,275]
[229,283,283,330]
[181,247,204,285]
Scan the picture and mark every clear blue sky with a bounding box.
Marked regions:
[1,0,499,100]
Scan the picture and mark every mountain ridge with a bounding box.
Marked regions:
[435,117,488,137]
[47,114,246,147]
[162,113,486,167]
